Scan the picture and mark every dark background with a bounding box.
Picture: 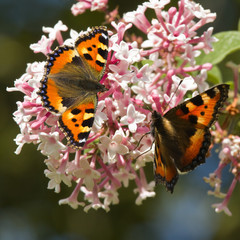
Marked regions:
[1,0,240,239]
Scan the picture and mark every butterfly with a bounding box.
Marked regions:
[38,26,108,149]
[151,84,229,193]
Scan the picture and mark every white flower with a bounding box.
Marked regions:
[143,0,170,9]
[13,101,31,124]
[59,197,85,209]
[98,188,119,206]
[30,35,52,55]
[81,187,110,212]
[42,20,68,40]
[71,1,90,15]
[99,129,129,163]
[163,91,178,109]
[120,104,146,133]
[212,203,232,216]
[44,162,72,193]
[142,30,163,48]
[149,52,164,71]
[108,60,134,90]
[186,1,215,19]
[202,27,218,54]
[123,5,146,22]
[131,64,150,83]
[134,181,156,205]
[91,0,108,11]
[38,131,67,159]
[92,100,108,132]
[132,133,154,170]
[113,168,136,187]
[131,81,152,104]
[172,75,197,92]
[182,44,201,66]
[112,41,141,64]
[219,136,240,161]
[195,70,209,92]
[73,158,101,190]
[111,22,132,44]
[166,23,186,42]
[14,122,39,155]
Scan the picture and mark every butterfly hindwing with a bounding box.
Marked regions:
[38,26,109,149]
[176,128,211,172]
[154,130,179,193]
[152,84,229,192]
[58,97,96,149]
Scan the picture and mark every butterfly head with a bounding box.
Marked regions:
[152,110,162,120]
[151,110,163,134]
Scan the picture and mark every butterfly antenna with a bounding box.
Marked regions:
[134,140,155,161]
[134,131,151,150]
[164,79,183,110]
[133,102,153,150]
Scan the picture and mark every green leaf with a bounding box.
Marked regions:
[196,31,240,65]
[141,59,154,66]
[207,65,222,85]
[133,59,154,69]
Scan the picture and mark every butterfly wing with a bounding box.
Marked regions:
[165,84,229,172]
[153,125,179,193]
[38,26,109,149]
[38,26,108,113]
[152,84,229,192]
[75,26,108,80]
[58,97,96,149]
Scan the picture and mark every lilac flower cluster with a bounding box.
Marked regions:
[204,62,240,216]
[8,0,233,212]
[71,0,108,16]
[203,134,240,216]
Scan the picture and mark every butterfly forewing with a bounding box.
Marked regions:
[39,46,77,114]
[75,26,108,79]
[170,84,229,128]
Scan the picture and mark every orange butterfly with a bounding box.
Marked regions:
[151,84,229,193]
[38,26,108,149]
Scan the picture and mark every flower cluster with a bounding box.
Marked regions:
[71,0,108,16]
[8,0,234,212]
[204,62,240,216]
[204,135,240,216]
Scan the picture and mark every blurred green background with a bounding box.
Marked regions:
[1,0,240,239]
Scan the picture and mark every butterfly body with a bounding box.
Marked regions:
[38,26,108,149]
[151,84,229,193]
